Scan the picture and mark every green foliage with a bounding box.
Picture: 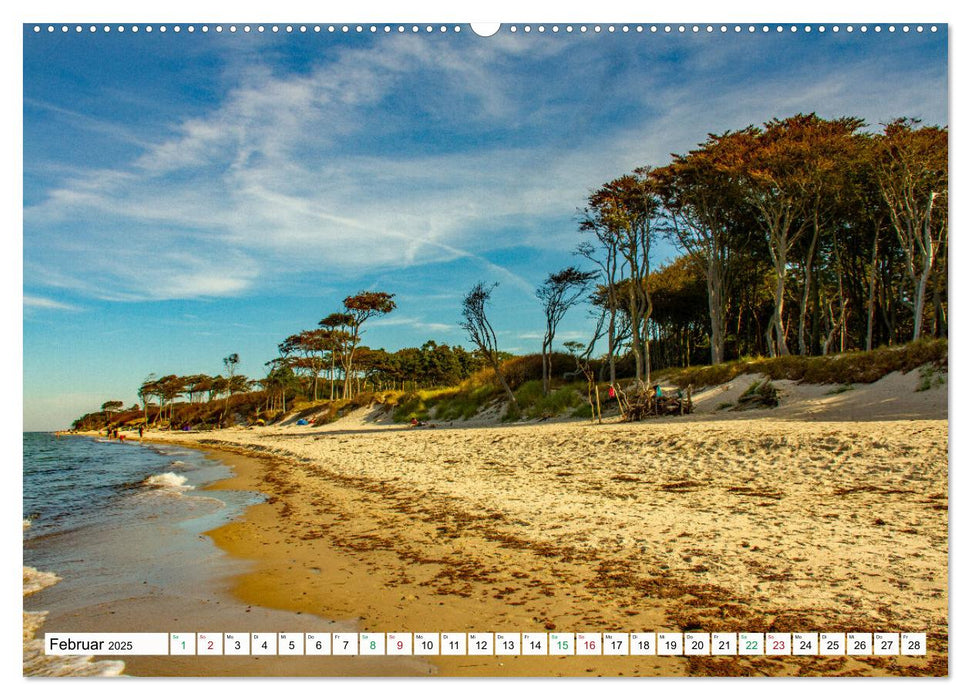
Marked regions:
[392,393,431,422]
[482,353,576,390]
[501,380,583,421]
[432,385,501,421]
[390,386,500,423]
[916,365,946,392]
[571,403,594,419]
[825,383,855,396]
[666,338,947,388]
[735,379,780,409]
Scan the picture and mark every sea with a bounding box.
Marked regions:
[22,432,434,677]
[22,432,264,676]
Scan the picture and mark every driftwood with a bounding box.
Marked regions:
[617,385,693,421]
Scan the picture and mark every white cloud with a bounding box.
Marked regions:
[24,34,945,302]
[23,295,81,311]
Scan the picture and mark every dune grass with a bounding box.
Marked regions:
[502,381,584,422]
[663,338,947,389]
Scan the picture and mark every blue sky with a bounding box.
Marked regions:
[22,24,948,430]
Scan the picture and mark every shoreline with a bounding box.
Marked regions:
[133,410,948,677]
[25,435,433,677]
[181,440,675,676]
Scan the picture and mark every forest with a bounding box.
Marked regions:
[73,113,947,430]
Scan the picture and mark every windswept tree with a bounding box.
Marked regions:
[157,374,185,425]
[725,120,809,356]
[339,292,396,399]
[279,329,331,401]
[460,282,517,407]
[138,375,159,424]
[183,374,213,403]
[208,375,228,402]
[564,308,606,423]
[221,353,240,425]
[318,312,354,399]
[261,358,299,413]
[874,119,948,340]
[657,133,756,364]
[101,400,123,426]
[536,267,597,395]
[582,171,660,384]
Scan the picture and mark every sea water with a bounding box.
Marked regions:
[22,433,434,677]
[22,432,263,675]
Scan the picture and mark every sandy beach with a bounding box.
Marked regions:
[135,371,948,677]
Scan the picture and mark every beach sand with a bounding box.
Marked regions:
[136,370,947,677]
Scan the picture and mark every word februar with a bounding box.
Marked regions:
[47,637,107,652]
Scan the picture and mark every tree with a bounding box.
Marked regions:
[657,132,755,364]
[564,308,606,423]
[222,353,240,426]
[874,119,948,340]
[157,375,185,425]
[339,292,396,399]
[647,256,709,367]
[536,267,597,395]
[789,116,865,356]
[319,312,354,399]
[101,400,123,427]
[460,282,517,407]
[279,329,331,401]
[261,359,299,413]
[582,171,660,384]
[208,375,228,402]
[183,374,212,403]
[138,375,159,424]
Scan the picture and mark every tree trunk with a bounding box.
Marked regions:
[912,194,941,341]
[797,216,820,356]
[769,262,789,357]
[491,359,517,408]
[866,224,880,351]
[541,337,551,396]
[707,257,726,365]
[607,312,617,385]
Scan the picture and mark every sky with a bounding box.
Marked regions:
[22,22,948,430]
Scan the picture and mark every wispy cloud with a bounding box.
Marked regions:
[24,32,946,304]
[370,315,456,334]
[23,295,81,311]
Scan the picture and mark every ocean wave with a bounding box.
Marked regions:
[142,472,193,490]
[22,572,125,677]
[23,566,61,597]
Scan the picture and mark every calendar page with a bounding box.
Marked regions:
[21,6,950,685]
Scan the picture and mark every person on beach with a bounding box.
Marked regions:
[138,425,144,439]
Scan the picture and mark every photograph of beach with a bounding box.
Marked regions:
[22,17,949,681]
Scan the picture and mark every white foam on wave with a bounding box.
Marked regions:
[142,472,193,490]
[22,568,125,677]
[23,566,61,597]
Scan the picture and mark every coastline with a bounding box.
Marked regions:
[25,434,433,677]
[134,406,948,677]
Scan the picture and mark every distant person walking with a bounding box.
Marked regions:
[138,425,144,439]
